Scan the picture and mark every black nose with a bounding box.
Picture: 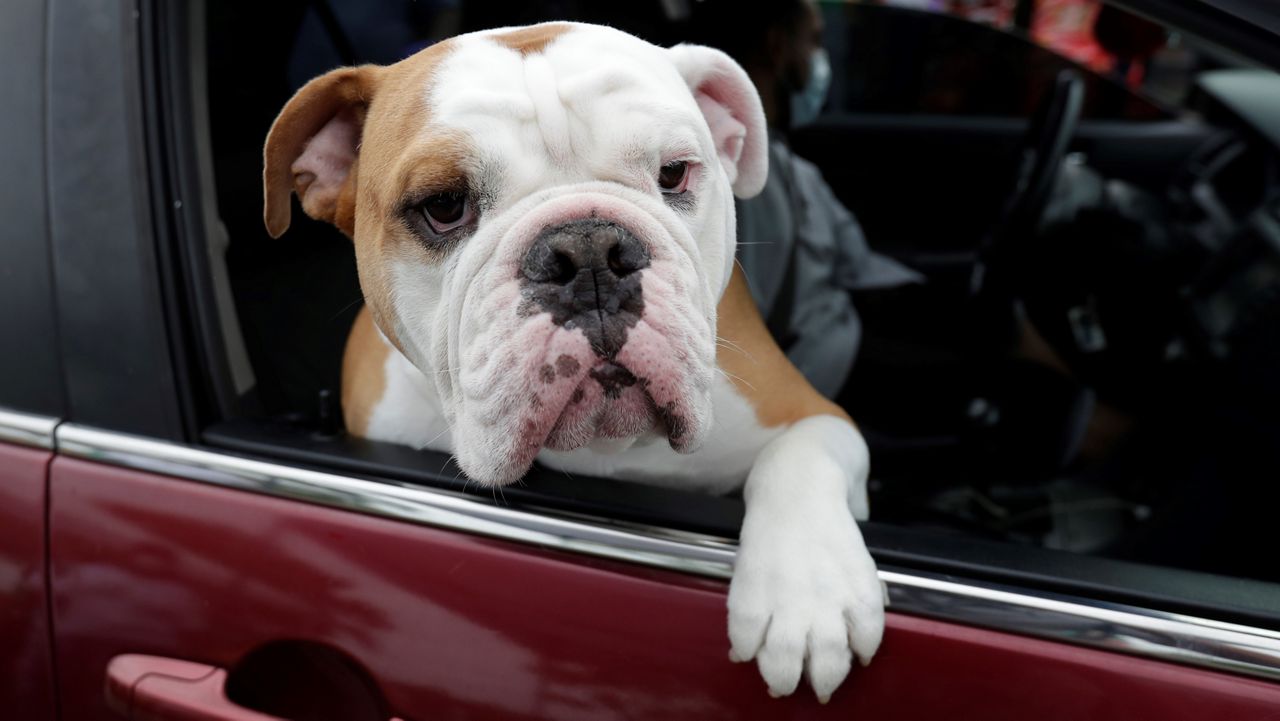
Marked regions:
[519,218,650,359]
[521,218,650,284]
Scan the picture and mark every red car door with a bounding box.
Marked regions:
[44,423,1280,720]
[0,412,59,721]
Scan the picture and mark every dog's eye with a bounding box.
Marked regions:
[418,192,473,233]
[657,161,690,194]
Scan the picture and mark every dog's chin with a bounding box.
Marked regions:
[455,347,711,487]
[452,276,715,487]
[540,360,661,452]
[489,355,700,480]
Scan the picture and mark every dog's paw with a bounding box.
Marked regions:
[727,501,884,702]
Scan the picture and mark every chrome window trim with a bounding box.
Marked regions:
[54,422,1280,684]
[0,408,59,449]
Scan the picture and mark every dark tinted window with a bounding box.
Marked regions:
[201,0,1279,589]
[822,3,1168,120]
[0,0,64,416]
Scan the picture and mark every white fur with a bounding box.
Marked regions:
[727,416,882,702]
[540,373,783,495]
[346,24,883,701]
[365,339,453,450]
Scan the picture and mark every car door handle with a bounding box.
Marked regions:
[106,654,406,721]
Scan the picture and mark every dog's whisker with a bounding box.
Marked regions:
[716,366,756,392]
[715,334,745,349]
[440,452,459,476]
[715,335,753,360]
[424,425,451,448]
[716,341,750,359]
[329,296,366,322]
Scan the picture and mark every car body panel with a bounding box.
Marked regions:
[0,441,58,721]
[49,455,1280,720]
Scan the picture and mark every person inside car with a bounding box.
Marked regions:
[689,0,922,401]
[689,0,1117,483]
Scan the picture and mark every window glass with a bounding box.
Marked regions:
[850,0,1241,113]
[204,0,1280,588]
[822,1,1177,119]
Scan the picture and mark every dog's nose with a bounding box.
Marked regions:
[521,218,650,285]
[520,218,650,358]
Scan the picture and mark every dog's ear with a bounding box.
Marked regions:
[263,65,381,238]
[668,45,768,199]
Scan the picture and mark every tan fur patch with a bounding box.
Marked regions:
[385,128,472,226]
[355,38,461,221]
[263,66,381,238]
[341,305,391,436]
[356,47,473,356]
[265,38,480,433]
[490,23,573,56]
[716,265,852,427]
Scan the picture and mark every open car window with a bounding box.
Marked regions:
[178,0,1280,646]
[822,1,1172,119]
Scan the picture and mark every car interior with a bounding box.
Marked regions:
[192,0,1280,600]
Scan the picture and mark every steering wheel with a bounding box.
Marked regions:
[970,69,1085,299]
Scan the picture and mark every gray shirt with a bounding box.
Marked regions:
[737,138,921,397]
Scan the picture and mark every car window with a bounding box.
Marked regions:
[822,1,1171,119]
[197,0,1280,600]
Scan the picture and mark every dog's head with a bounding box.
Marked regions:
[263,23,766,485]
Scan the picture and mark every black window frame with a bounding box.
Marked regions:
[0,0,64,419]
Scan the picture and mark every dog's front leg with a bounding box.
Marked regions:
[728,414,884,702]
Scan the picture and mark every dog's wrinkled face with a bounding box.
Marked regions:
[264,23,766,484]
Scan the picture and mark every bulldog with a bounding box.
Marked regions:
[263,22,883,701]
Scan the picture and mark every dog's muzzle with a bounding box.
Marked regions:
[519,218,651,359]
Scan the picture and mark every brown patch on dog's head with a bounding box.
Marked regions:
[262,65,381,239]
[263,38,473,355]
[349,49,473,356]
[490,23,572,56]
[262,38,470,240]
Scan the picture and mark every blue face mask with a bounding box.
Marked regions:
[790,47,831,128]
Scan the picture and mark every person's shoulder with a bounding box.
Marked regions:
[791,151,829,188]
[771,137,829,188]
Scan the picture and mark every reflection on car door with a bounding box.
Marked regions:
[0,413,59,721]
[45,430,1280,720]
